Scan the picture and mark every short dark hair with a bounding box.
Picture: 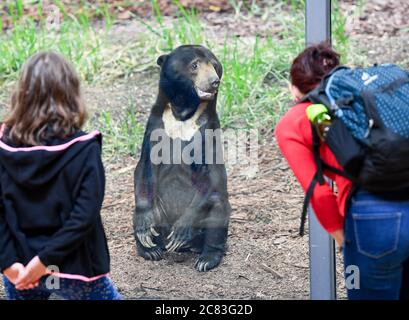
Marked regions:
[290,42,340,94]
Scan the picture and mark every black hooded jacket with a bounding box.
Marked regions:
[0,126,110,279]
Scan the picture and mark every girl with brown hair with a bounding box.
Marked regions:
[0,52,121,300]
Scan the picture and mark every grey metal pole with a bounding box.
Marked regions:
[306,0,332,47]
[305,0,337,300]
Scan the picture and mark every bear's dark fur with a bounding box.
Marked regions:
[133,45,231,272]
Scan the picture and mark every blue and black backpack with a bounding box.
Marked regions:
[300,64,409,235]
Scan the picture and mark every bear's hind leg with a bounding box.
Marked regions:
[189,229,205,253]
[194,193,230,272]
[195,227,227,272]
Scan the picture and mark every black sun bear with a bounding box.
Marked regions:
[133,45,231,272]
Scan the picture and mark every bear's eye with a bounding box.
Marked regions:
[191,62,198,70]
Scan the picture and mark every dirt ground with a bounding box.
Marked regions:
[104,132,313,299]
[1,0,407,300]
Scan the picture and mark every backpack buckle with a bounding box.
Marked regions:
[364,119,374,138]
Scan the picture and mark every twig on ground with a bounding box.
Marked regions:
[102,196,133,209]
[141,284,163,292]
[230,213,247,221]
[114,165,135,175]
[260,263,284,279]
[283,262,309,269]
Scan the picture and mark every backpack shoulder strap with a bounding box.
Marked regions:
[312,125,325,185]
[321,161,355,180]
[299,173,319,236]
[299,124,357,236]
[299,124,325,236]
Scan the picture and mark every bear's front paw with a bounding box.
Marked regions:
[134,214,160,249]
[137,245,164,261]
[195,252,223,272]
[165,226,194,252]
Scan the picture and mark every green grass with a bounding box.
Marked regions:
[89,98,144,158]
[218,35,303,129]
[0,1,111,85]
[332,0,349,64]
[136,0,206,51]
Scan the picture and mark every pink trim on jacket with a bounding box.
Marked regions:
[48,272,109,282]
[0,124,100,152]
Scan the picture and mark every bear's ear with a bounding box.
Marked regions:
[157,54,169,67]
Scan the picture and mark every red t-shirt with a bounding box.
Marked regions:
[274,102,353,233]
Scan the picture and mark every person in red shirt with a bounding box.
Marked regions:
[275,43,409,300]
[275,44,348,246]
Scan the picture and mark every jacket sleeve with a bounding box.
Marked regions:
[38,142,105,267]
[275,108,344,234]
[0,177,20,272]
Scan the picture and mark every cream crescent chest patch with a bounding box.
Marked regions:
[162,103,207,141]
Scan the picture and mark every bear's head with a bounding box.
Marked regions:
[157,45,223,121]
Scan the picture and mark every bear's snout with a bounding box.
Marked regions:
[210,75,220,90]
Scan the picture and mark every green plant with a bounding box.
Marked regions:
[0,1,115,85]
[332,0,349,64]
[357,0,365,16]
[93,101,144,158]
[288,0,305,11]
[144,0,204,52]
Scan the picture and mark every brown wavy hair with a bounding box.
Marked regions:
[290,42,340,94]
[4,51,87,146]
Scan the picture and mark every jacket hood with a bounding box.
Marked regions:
[0,124,101,188]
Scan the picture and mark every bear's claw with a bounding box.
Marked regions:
[136,231,156,248]
[165,226,194,252]
[140,247,163,261]
[134,214,159,248]
[195,252,223,272]
[166,239,187,252]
